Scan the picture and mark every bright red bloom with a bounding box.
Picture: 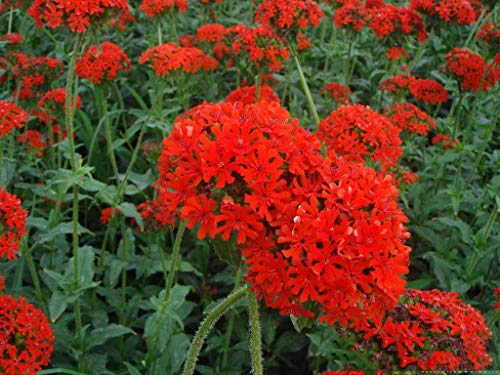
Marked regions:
[197,23,227,43]
[0,292,54,374]
[323,371,365,375]
[333,0,368,32]
[76,42,131,84]
[137,199,174,231]
[432,133,459,150]
[29,0,131,32]
[444,48,495,92]
[317,104,403,172]
[0,276,4,292]
[225,84,280,105]
[0,189,28,260]
[0,32,25,44]
[379,73,412,93]
[409,78,448,105]
[367,4,426,41]
[34,88,82,127]
[199,0,222,3]
[139,43,219,76]
[296,33,312,50]
[355,289,492,370]
[255,0,325,32]
[0,53,64,100]
[410,0,479,24]
[140,0,188,17]
[100,207,121,224]
[384,102,436,136]
[387,46,410,61]
[477,22,500,47]
[321,82,352,104]
[0,100,29,138]
[17,130,45,157]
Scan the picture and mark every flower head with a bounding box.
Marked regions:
[0,189,28,260]
[0,100,29,138]
[140,0,188,17]
[384,102,436,136]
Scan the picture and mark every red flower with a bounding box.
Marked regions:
[0,32,25,44]
[140,0,188,17]
[139,43,219,76]
[379,73,412,93]
[225,84,280,105]
[296,33,312,50]
[432,133,460,150]
[0,100,29,138]
[17,130,45,156]
[35,88,82,125]
[76,42,131,84]
[387,46,410,61]
[29,0,131,32]
[317,104,403,172]
[333,0,368,32]
[0,292,54,374]
[444,48,489,92]
[0,189,28,260]
[321,82,352,104]
[477,22,500,47]
[367,4,426,41]
[494,288,500,310]
[100,207,121,224]
[409,78,448,105]
[255,0,325,33]
[410,0,479,25]
[384,102,436,136]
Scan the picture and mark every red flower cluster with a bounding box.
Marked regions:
[137,200,172,231]
[29,0,131,32]
[333,0,368,32]
[140,0,188,17]
[317,104,403,172]
[34,88,82,125]
[321,82,352,104]
[387,46,410,61]
[255,0,325,33]
[0,32,25,44]
[0,100,29,138]
[477,22,500,47]
[0,52,64,100]
[494,288,500,310]
[139,43,219,76]
[410,0,479,25]
[384,102,436,136]
[355,289,492,370]
[156,94,410,327]
[380,74,448,105]
[432,133,459,150]
[199,0,223,4]
[0,0,27,13]
[0,292,54,374]
[225,84,280,105]
[196,23,290,72]
[76,42,131,84]
[444,48,498,92]
[100,207,121,224]
[0,189,28,260]
[296,33,312,50]
[17,130,45,156]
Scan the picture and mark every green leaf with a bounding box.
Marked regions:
[210,235,241,267]
[165,333,190,373]
[89,324,135,348]
[49,290,78,322]
[117,202,144,230]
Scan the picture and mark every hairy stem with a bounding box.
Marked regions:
[247,289,264,375]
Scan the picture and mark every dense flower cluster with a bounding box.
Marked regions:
[0,292,54,374]
[333,0,368,32]
[0,100,29,138]
[76,42,131,84]
[321,82,352,104]
[477,22,500,47]
[255,0,325,33]
[34,88,82,125]
[384,103,436,136]
[156,95,410,327]
[317,104,403,172]
[140,0,188,17]
[380,74,448,105]
[139,43,219,76]
[0,53,64,99]
[367,3,426,42]
[100,207,121,224]
[0,32,25,44]
[28,0,131,32]
[17,130,45,156]
[354,289,492,370]
[0,189,28,260]
[444,48,498,92]
[225,84,280,105]
[432,133,459,150]
[137,200,172,231]
[0,0,27,13]
[410,0,479,25]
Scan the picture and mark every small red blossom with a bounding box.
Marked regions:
[0,292,54,374]
[494,288,500,310]
[432,133,460,150]
[409,78,448,105]
[225,84,280,105]
[410,0,479,25]
[387,46,410,61]
[0,32,25,44]
[384,102,436,136]
[29,0,131,32]
[0,189,28,260]
[17,130,45,156]
[0,100,29,138]
[100,207,121,224]
[321,82,352,104]
[76,42,131,84]
[477,22,500,47]
[140,0,188,17]
[139,43,219,76]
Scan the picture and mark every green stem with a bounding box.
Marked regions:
[26,252,45,310]
[292,51,320,128]
[182,285,249,375]
[162,220,187,306]
[100,86,120,182]
[221,267,243,370]
[450,93,465,140]
[464,118,496,189]
[247,289,264,375]
[8,7,13,34]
